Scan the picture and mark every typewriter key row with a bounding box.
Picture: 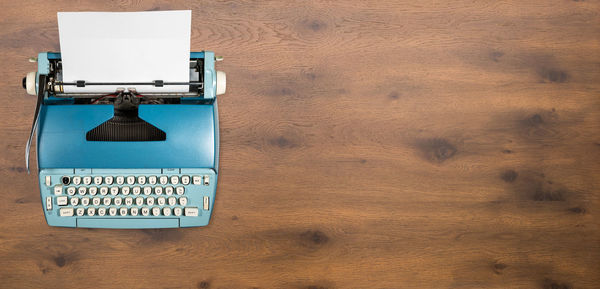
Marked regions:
[53,185,187,196]
[55,196,188,207]
[59,206,199,217]
[57,175,209,186]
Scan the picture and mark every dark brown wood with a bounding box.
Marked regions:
[1,1,599,288]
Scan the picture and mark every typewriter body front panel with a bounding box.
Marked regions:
[29,52,223,228]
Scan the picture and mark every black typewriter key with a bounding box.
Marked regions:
[61,176,71,185]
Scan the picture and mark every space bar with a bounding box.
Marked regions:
[77,218,179,229]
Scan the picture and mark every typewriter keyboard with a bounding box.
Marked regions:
[39,168,216,228]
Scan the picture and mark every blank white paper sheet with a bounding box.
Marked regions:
[57,11,191,93]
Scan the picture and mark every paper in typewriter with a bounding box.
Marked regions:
[57,11,191,93]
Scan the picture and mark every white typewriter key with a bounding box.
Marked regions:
[154,187,163,195]
[114,197,123,206]
[83,176,92,185]
[92,197,101,206]
[89,187,98,196]
[130,207,139,216]
[135,197,144,206]
[67,187,76,196]
[173,207,182,216]
[159,175,168,185]
[46,196,52,210]
[179,197,188,206]
[181,175,190,185]
[126,176,135,185]
[100,186,108,195]
[45,176,52,187]
[60,207,74,217]
[132,186,141,195]
[78,187,87,195]
[146,197,155,206]
[121,186,130,195]
[76,207,85,216]
[162,207,172,216]
[81,197,90,206]
[119,207,128,216]
[157,197,166,206]
[125,197,133,206]
[137,176,146,185]
[54,185,63,195]
[203,175,210,186]
[192,176,202,185]
[72,176,81,185]
[70,197,79,206]
[168,196,177,206]
[56,196,68,206]
[148,176,157,185]
[94,176,103,185]
[170,176,179,185]
[98,207,106,216]
[176,186,185,195]
[184,207,199,217]
[87,207,96,216]
[152,207,161,216]
[116,176,125,185]
[203,196,210,210]
[143,186,152,195]
[103,197,111,206]
[109,207,117,216]
[110,187,119,196]
[165,186,174,196]
[141,207,150,216]
[105,176,114,185]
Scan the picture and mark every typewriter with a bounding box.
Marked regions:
[23,51,226,228]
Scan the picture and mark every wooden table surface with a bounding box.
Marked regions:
[1,1,599,288]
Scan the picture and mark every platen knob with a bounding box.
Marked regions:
[216,70,226,95]
[24,71,36,95]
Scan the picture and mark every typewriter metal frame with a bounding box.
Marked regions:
[26,51,223,228]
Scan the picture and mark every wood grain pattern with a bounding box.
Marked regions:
[1,1,599,288]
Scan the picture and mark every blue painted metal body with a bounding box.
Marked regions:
[37,105,215,168]
[35,52,220,228]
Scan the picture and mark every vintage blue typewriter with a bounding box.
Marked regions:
[23,51,226,228]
